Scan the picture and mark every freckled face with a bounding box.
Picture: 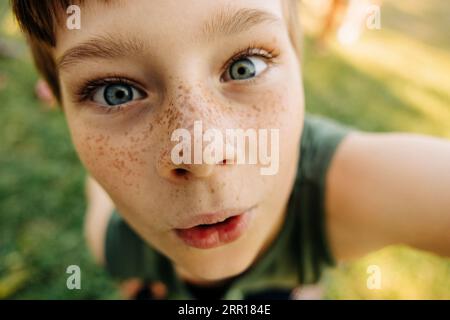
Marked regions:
[57,0,304,281]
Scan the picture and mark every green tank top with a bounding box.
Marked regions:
[104,114,352,299]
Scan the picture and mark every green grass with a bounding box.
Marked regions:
[0,56,119,299]
[1,1,449,299]
[301,0,450,299]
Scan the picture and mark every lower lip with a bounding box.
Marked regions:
[175,211,253,249]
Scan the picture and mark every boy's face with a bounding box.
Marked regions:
[56,0,304,281]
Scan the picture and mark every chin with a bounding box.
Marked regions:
[178,244,259,282]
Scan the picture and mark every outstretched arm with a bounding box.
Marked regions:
[326,132,450,261]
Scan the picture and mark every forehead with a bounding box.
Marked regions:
[55,0,285,56]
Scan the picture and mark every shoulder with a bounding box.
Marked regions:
[299,114,354,186]
[291,114,355,282]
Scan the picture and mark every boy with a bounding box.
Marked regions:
[12,0,450,299]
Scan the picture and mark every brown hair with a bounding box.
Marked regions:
[12,0,301,105]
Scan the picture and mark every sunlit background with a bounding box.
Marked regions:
[0,0,449,299]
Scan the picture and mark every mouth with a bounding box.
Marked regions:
[174,207,256,249]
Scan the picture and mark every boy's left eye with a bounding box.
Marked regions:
[224,56,268,82]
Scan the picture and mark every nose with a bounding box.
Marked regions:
[173,163,214,179]
[155,85,233,182]
[157,146,230,182]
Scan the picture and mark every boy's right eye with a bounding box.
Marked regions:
[92,83,145,107]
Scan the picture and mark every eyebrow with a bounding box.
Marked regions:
[57,33,146,70]
[202,6,282,40]
[57,7,282,70]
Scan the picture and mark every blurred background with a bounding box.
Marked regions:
[0,0,449,299]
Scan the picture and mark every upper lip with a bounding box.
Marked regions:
[175,205,257,230]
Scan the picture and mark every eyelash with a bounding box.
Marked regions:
[74,77,141,104]
[74,45,277,111]
[220,45,277,82]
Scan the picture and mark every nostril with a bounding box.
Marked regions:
[173,168,189,177]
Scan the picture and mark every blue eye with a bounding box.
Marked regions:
[93,83,144,106]
[227,56,268,81]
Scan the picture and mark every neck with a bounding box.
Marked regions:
[175,266,233,288]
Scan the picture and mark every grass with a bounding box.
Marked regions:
[0,54,119,300]
[302,0,450,299]
[1,1,449,299]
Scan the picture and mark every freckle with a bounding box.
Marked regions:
[252,104,261,112]
[95,135,105,143]
[210,187,215,194]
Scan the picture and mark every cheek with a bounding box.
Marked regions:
[234,83,303,130]
[70,121,157,197]
[257,87,303,187]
